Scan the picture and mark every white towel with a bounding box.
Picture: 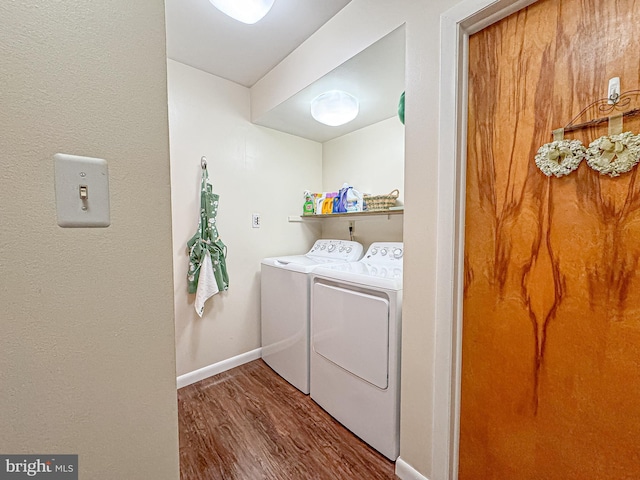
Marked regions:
[195,250,219,317]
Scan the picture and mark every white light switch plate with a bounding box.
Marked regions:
[54,153,110,227]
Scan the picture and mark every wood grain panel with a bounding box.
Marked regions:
[461,0,640,478]
[178,360,398,480]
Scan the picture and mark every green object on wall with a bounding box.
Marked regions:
[398,91,405,125]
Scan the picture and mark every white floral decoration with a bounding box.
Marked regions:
[535,139,586,177]
[585,132,640,177]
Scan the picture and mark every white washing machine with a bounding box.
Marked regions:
[310,242,403,460]
[261,239,363,394]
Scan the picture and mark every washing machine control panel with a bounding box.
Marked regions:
[364,242,404,264]
[308,239,363,261]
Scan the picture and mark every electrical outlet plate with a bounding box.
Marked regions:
[54,153,110,227]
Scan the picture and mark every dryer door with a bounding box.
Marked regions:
[312,282,389,389]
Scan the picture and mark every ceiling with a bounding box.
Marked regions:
[165,0,405,142]
[165,0,353,87]
[254,27,405,143]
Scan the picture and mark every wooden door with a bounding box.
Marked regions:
[461,0,640,478]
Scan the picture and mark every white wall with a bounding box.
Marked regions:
[323,117,404,203]
[168,60,322,377]
[0,2,179,479]
[321,117,404,249]
[252,1,466,477]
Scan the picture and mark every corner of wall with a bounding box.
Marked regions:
[396,456,430,480]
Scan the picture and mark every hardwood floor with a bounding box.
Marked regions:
[178,359,399,480]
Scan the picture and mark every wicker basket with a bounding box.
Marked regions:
[363,189,400,211]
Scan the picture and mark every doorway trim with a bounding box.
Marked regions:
[433,1,539,479]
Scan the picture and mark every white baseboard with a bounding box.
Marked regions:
[177,347,262,389]
[396,457,430,480]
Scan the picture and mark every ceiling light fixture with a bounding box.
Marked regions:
[209,0,275,25]
[310,90,359,127]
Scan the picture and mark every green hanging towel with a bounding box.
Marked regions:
[187,166,229,309]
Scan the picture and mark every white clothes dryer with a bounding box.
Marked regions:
[310,242,403,460]
[261,239,363,394]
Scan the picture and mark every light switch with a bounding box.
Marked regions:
[54,153,110,227]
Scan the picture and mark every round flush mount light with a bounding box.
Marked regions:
[310,90,359,127]
[209,0,275,25]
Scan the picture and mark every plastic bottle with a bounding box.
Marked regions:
[346,186,363,212]
[303,191,315,215]
[315,193,326,215]
[322,193,335,214]
[333,193,340,213]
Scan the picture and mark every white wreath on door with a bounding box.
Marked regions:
[585,132,640,177]
[534,139,586,177]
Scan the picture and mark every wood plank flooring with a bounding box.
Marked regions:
[178,359,398,480]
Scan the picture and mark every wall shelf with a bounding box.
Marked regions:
[300,209,403,220]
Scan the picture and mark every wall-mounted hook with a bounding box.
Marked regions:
[608,77,621,105]
[201,156,207,169]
